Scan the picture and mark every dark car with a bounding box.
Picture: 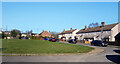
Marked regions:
[68,39,77,44]
[68,39,73,43]
[49,38,53,41]
[91,40,108,47]
[44,38,49,40]
[49,38,57,42]
[56,39,59,42]
[51,38,56,42]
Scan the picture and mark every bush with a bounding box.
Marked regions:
[44,36,48,38]
[30,36,43,40]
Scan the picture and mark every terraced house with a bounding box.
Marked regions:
[59,28,79,40]
[76,22,120,43]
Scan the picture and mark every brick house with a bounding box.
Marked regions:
[39,31,51,37]
[76,22,120,43]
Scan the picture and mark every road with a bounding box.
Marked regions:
[2,42,120,63]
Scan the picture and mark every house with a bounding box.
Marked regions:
[21,33,27,37]
[115,32,120,46]
[4,31,11,35]
[39,31,51,37]
[21,32,32,37]
[2,31,11,39]
[31,33,39,36]
[76,22,120,43]
[59,28,79,40]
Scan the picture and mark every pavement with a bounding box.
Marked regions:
[2,41,120,63]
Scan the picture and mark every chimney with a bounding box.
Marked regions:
[85,25,87,30]
[63,29,65,32]
[101,22,105,26]
[70,28,72,31]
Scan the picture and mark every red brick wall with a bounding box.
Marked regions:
[41,31,51,37]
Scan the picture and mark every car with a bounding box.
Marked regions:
[49,38,57,42]
[49,38,53,41]
[56,39,59,42]
[51,38,56,42]
[68,39,77,44]
[68,39,73,43]
[91,40,108,47]
[44,38,49,40]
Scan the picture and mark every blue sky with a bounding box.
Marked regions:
[2,2,118,33]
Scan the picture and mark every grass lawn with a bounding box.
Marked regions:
[2,39,94,54]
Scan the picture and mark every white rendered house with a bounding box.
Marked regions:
[76,22,120,42]
[59,28,79,40]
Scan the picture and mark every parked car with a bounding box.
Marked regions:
[51,38,56,42]
[91,40,108,47]
[56,39,59,42]
[68,39,73,43]
[49,38,53,41]
[68,39,77,44]
[49,38,57,42]
[21,37,29,39]
[44,38,49,40]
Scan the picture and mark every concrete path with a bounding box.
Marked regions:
[2,41,120,63]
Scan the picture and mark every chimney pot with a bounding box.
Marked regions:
[70,28,72,31]
[101,22,105,26]
[85,25,87,30]
[63,29,65,32]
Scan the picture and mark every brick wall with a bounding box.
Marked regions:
[41,31,51,37]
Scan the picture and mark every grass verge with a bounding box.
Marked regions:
[2,39,94,54]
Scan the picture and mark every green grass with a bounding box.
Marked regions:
[2,39,94,54]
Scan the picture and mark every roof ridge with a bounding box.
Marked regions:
[84,23,119,29]
[77,23,118,34]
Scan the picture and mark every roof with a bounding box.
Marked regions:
[31,33,37,35]
[59,29,77,35]
[22,33,27,34]
[77,23,119,34]
[2,31,11,33]
[39,31,51,35]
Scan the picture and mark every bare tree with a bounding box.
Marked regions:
[50,31,59,38]
[88,22,99,28]
[11,29,21,37]
[26,30,32,37]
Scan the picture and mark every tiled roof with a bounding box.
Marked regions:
[59,29,77,35]
[77,23,119,34]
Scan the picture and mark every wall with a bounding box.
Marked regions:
[111,23,120,41]
[58,29,79,40]
[41,31,51,37]
[71,29,79,39]
[58,35,62,39]
[76,31,111,41]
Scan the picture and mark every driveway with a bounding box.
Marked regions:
[2,42,120,63]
